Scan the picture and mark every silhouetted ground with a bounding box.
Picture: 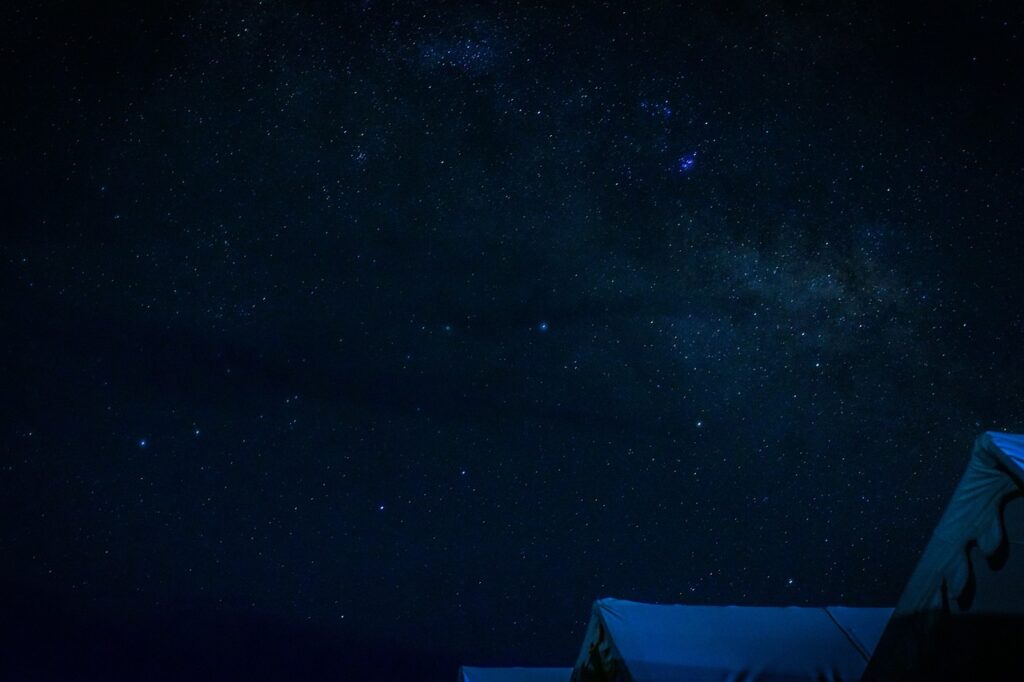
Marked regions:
[865,612,1024,681]
[0,584,461,681]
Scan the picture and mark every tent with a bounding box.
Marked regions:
[455,432,1024,680]
[572,598,892,682]
[863,431,1024,680]
[459,667,571,682]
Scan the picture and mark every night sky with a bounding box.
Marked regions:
[3,1,1024,679]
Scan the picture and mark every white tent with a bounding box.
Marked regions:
[572,598,892,682]
[455,432,1024,680]
[458,667,570,682]
[864,431,1024,680]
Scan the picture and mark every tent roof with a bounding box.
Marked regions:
[458,667,570,682]
[573,598,892,682]
[864,431,1024,679]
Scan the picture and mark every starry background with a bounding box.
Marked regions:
[3,1,1024,679]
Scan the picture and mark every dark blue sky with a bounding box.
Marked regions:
[3,1,1024,679]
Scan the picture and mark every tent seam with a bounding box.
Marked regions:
[822,608,871,664]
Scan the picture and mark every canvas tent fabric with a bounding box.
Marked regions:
[572,598,892,682]
[863,431,1024,680]
[459,667,571,682]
